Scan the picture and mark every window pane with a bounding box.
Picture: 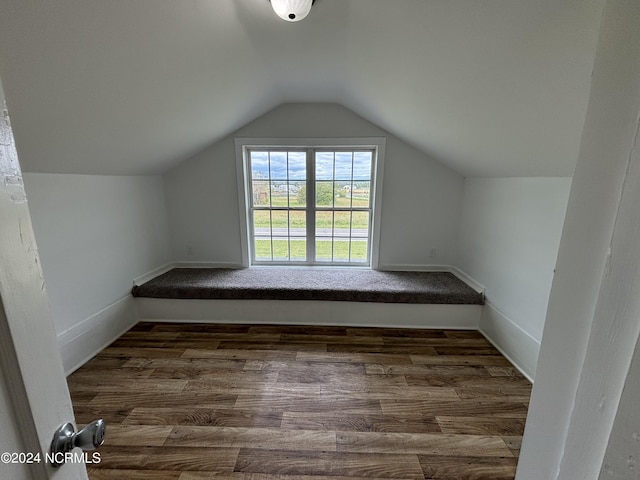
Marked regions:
[290,239,306,261]
[332,239,350,262]
[288,152,306,180]
[271,239,289,261]
[271,210,288,233]
[289,181,306,207]
[351,211,369,236]
[254,237,272,261]
[335,152,353,180]
[271,211,290,262]
[316,211,333,237]
[253,210,271,235]
[351,181,370,207]
[251,151,269,179]
[316,181,335,207]
[269,152,288,179]
[350,238,368,262]
[289,210,306,237]
[315,238,332,261]
[252,181,270,207]
[315,152,334,180]
[335,182,351,208]
[353,151,372,180]
[270,181,288,207]
[334,211,351,238]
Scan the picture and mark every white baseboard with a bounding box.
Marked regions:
[376,263,452,272]
[449,267,486,295]
[479,301,540,382]
[136,298,482,330]
[173,261,244,269]
[57,296,139,375]
[377,264,485,295]
[133,262,175,286]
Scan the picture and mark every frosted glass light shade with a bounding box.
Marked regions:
[270,0,313,22]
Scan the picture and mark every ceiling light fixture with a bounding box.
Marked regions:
[269,0,315,22]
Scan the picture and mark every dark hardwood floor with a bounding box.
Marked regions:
[67,322,532,480]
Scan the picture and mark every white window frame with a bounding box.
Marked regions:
[235,137,386,269]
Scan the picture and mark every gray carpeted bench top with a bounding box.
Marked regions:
[131,268,484,305]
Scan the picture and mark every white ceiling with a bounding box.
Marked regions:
[0,0,604,177]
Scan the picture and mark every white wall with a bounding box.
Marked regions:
[458,177,571,378]
[164,103,464,268]
[23,173,172,372]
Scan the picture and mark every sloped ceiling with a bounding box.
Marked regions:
[0,0,604,177]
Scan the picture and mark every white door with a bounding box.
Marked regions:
[0,80,88,479]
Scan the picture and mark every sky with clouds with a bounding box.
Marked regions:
[251,151,372,181]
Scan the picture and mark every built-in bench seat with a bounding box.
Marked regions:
[132,267,484,331]
[132,268,484,305]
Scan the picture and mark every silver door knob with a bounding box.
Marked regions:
[50,419,105,467]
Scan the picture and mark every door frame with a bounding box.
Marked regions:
[0,80,88,479]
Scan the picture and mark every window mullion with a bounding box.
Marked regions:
[268,210,273,261]
[286,152,291,261]
[306,148,315,264]
[331,152,336,262]
[268,152,273,261]
[349,151,354,262]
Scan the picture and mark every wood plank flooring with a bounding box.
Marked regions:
[67,322,532,480]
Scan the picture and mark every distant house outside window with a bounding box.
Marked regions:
[235,139,385,268]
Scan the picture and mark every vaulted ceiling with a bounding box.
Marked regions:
[0,0,604,177]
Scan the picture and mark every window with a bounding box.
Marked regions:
[236,139,385,267]
[250,149,308,263]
